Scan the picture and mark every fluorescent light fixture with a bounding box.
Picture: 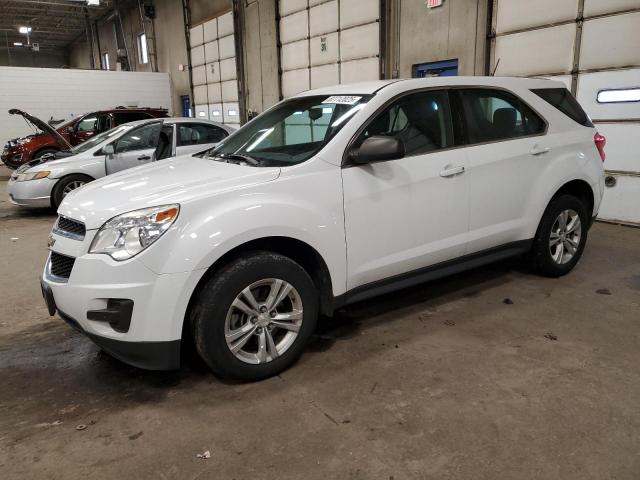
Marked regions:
[87,0,100,5]
[13,42,23,46]
[19,26,32,34]
[597,88,640,103]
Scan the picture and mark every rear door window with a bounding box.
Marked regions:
[531,88,593,127]
[456,89,545,144]
[177,123,228,145]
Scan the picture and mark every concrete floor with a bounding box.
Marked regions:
[1,165,640,479]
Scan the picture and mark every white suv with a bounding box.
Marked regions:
[41,77,605,381]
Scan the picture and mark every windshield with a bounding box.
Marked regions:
[70,124,134,154]
[209,95,370,166]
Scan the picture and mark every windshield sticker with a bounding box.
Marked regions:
[322,95,362,105]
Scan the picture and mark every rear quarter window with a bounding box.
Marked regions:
[531,88,593,128]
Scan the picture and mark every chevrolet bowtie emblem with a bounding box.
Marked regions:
[47,234,56,248]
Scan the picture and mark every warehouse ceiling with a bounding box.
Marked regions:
[0,0,115,52]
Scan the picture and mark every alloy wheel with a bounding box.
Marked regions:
[549,209,582,265]
[62,180,85,197]
[224,278,303,364]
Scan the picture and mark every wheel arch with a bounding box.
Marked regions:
[183,236,335,338]
[550,179,595,219]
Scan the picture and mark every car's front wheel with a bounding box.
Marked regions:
[51,174,92,209]
[530,194,589,277]
[191,251,318,381]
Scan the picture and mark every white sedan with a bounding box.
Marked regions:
[8,117,235,208]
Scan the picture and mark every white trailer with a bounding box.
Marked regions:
[0,67,171,148]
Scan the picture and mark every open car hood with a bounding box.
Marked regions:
[8,109,72,151]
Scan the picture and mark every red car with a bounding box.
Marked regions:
[2,107,168,169]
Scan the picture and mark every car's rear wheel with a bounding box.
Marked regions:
[190,251,318,381]
[51,174,92,209]
[530,194,589,277]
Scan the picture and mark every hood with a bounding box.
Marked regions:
[58,156,281,229]
[8,109,72,151]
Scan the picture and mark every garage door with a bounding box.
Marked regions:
[278,0,381,98]
[490,0,640,224]
[189,11,240,129]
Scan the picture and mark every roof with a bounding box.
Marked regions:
[298,76,565,98]
[117,117,232,129]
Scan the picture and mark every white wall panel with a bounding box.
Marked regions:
[206,61,221,83]
[217,12,234,37]
[280,0,307,16]
[542,75,573,90]
[203,19,218,43]
[577,69,640,120]
[309,1,338,36]
[340,23,379,61]
[221,80,239,102]
[218,35,236,60]
[580,13,640,70]
[220,57,237,81]
[209,103,223,121]
[281,40,310,71]
[598,176,640,224]
[494,24,576,76]
[194,104,208,119]
[310,32,339,66]
[584,0,640,17]
[282,68,310,97]
[191,44,205,67]
[496,0,578,33]
[0,67,172,146]
[311,63,339,89]
[204,41,219,63]
[193,84,208,105]
[207,83,222,103]
[340,0,379,29]
[594,122,640,172]
[189,25,204,47]
[192,65,207,85]
[341,57,379,83]
[280,10,309,44]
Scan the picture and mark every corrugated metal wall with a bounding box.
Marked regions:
[278,0,381,98]
[490,0,640,225]
[190,11,240,129]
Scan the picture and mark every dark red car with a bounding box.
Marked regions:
[1,108,168,169]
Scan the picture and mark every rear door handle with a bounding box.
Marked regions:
[530,146,550,156]
[137,155,151,161]
[440,165,465,177]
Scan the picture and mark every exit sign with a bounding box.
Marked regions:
[427,0,443,8]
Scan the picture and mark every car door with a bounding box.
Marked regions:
[453,88,547,253]
[175,123,229,156]
[106,122,162,174]
[342,89,469,290]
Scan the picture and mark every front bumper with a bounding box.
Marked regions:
[42,280,180,370]
[41,229,201,370]
[7,177,54,208]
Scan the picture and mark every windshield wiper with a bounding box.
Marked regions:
[213,153,262,166]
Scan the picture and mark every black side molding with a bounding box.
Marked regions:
[334,239,533,309]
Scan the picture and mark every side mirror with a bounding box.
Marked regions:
[350,136,405,165]
[102,143,115,156]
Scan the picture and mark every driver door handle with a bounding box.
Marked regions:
[440,165,465,177]
[137,155,151,161]
[530,146,550,156]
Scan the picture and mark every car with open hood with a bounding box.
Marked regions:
[8,117,234,208]
[1,107,168,169]
[40,77,605,381]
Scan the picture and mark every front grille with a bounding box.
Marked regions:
[55,216,86,240]
[50,252,75,279]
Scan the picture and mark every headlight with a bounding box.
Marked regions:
[15,170,50,181]
[89,204,180,261]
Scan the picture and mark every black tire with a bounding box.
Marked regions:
[51,174,93,209]
[530,194,589,277]
[191,251,319,381]
[33,148,59,159]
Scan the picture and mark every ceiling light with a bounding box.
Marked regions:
[13,42,23,47]
[19,26,32,34]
